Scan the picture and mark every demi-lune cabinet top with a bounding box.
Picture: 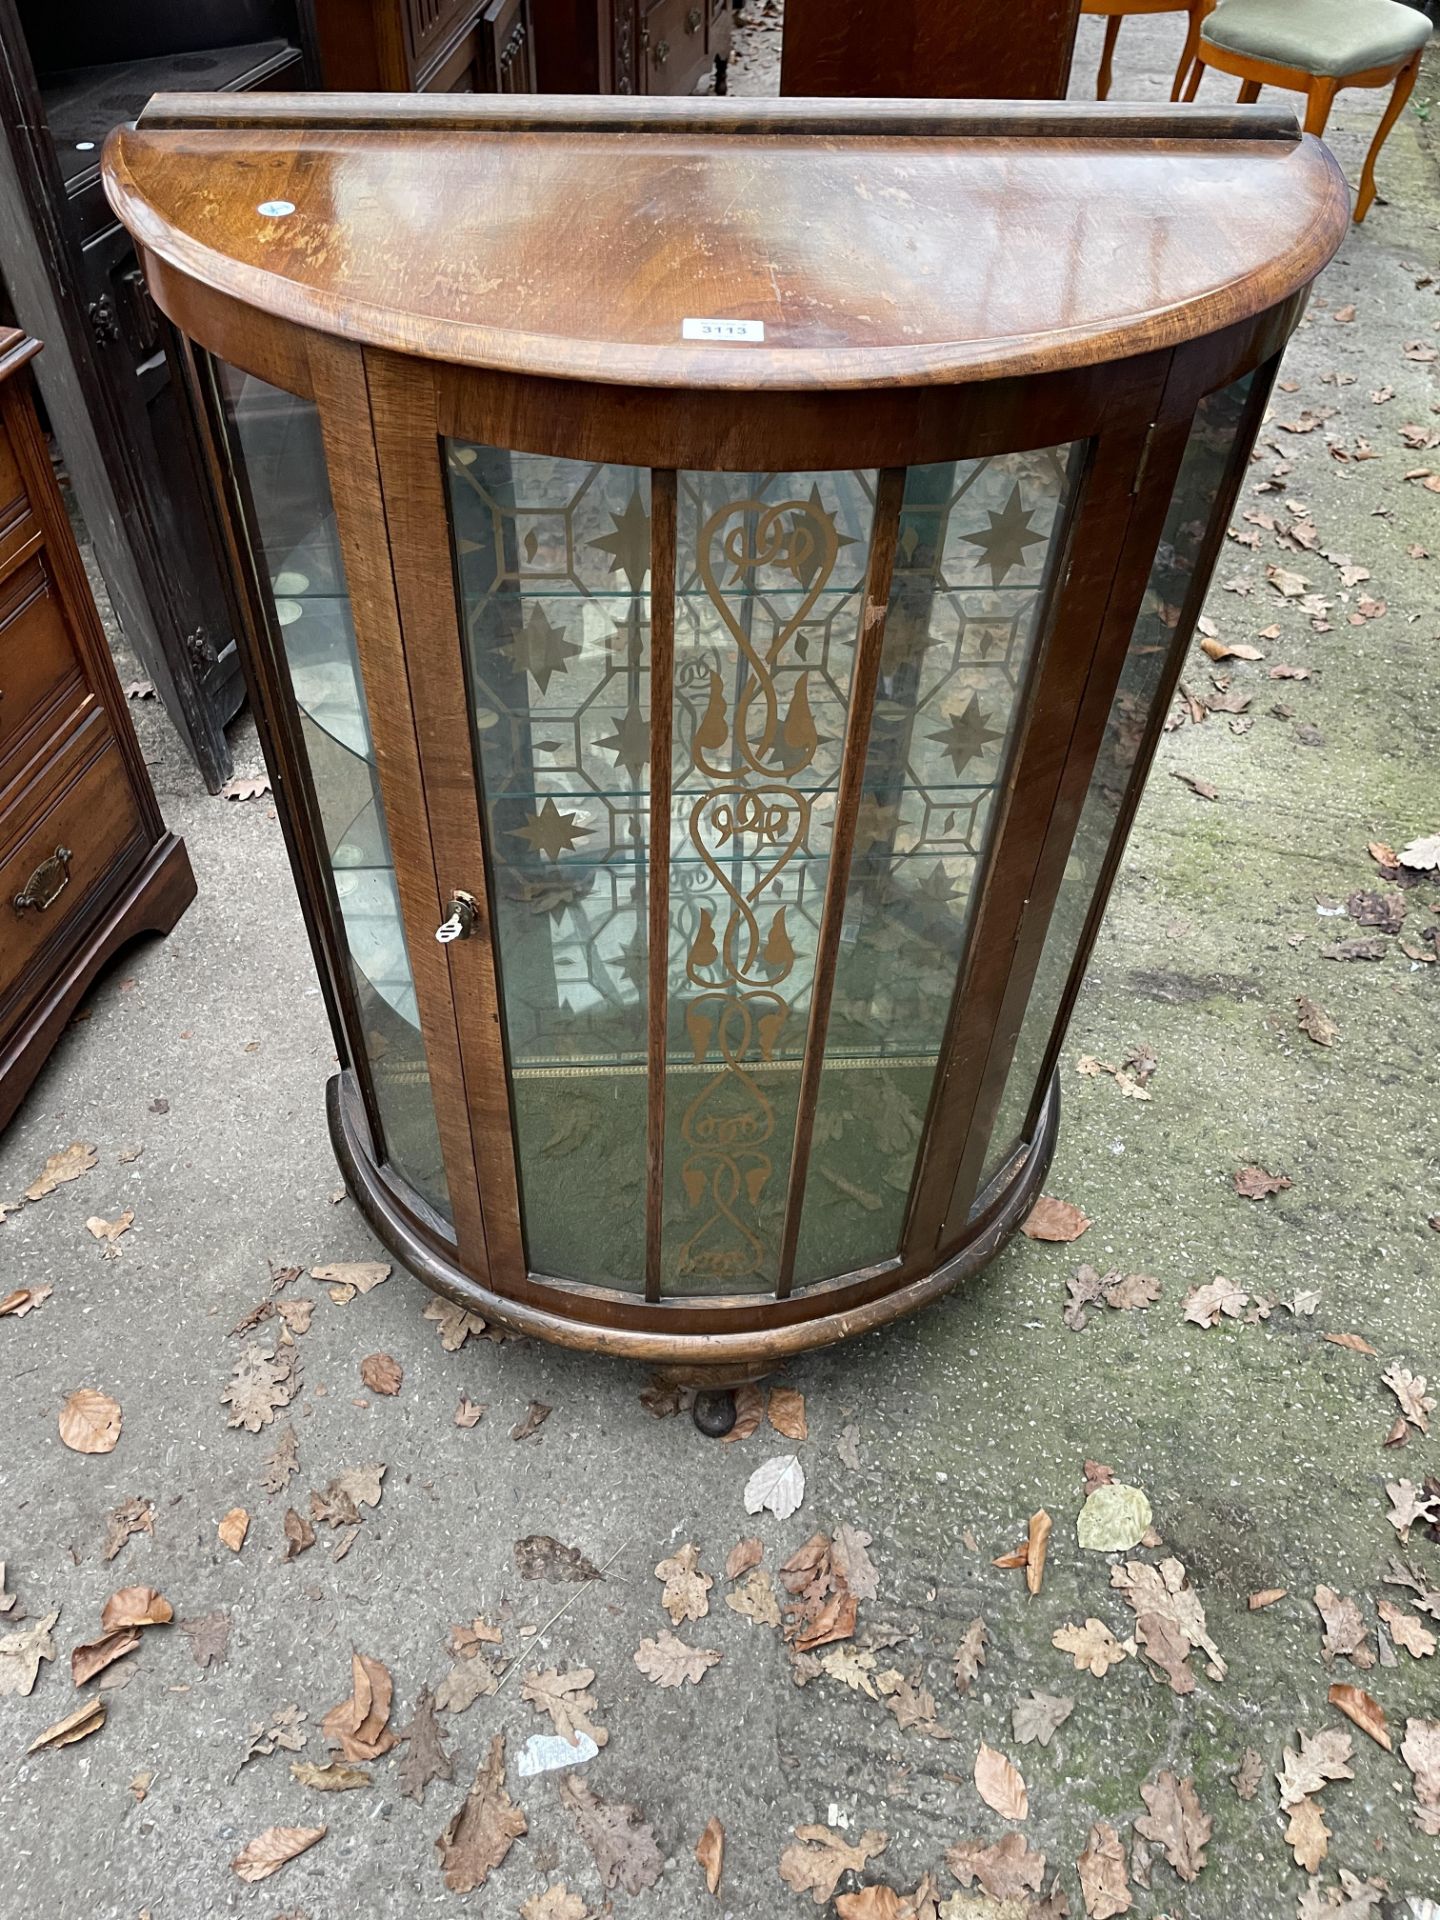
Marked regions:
[103,95,1348,391]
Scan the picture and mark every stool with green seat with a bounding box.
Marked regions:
[1180,0,1432,220]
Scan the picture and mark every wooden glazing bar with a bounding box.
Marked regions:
[774,466,906,1300]
[644,471,677,1304]
[307,333,488,1257]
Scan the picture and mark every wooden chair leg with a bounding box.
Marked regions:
[1355,52,1421,221]
[1181,53,1205,100]
[1303,74,1340,136]
[1096,13,1123,100]
[1171,4,1205,99]
[1237,77,1261,103]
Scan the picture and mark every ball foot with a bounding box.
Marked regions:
[692,1387,738,1437]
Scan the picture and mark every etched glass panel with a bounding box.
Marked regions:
[662,470,878,1291]
[220,366,449,1217]
[446,447,652,1286]
[792,446,1078,1283]
[978,378,1255,1194]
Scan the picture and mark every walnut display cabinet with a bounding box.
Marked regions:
[104,93,1345,1425]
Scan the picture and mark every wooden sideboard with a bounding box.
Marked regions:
[779,0,1082,98]
[534,0,731,95]
[0,329,194,1130]
[308,0,535,90]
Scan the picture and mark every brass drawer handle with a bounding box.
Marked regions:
[14,845,72,914]
[655,37,670,62]
[686,6,701,30]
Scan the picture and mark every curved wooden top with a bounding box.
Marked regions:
[103,95,1349,392]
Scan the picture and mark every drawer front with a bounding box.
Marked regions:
[0,726,142,1016]
[0,556,88,785]
[642,0,708,92]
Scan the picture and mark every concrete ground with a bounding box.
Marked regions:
[2,17,1439,1919]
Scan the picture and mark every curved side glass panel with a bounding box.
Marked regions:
[978,375,1256,1192]
[791,446,1079,1283]
[220,366,450,1219]
[446,447,652,1288]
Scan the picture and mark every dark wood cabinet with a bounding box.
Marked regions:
[0,0,314,793]
[780,0,1083,98]
[0,329,194,1131]
[308,0,535,90]
[534,0,729,94]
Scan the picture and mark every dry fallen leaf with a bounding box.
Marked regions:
[28,1695,106,1753]
[1182,1278,1248,1328]
[695,1815,724,1896]
[1077,1821,1131,1918]
[398,1683,456,1804]
[322,1651,397,1761]
[1401,1717,1440,1833]
[236,1703,307,1772]
[25,1141,97,1201]
[1323,1331,1379,1356]
[71,1628,140,1687]
[1249,1587,1287,1610]
[768,1386,808,1440]
[1287,1797,1331,1873]
[1077,1483,1151,1553]
[455,1395,486,1428]
[655,1542,712,1624]
[1025,1510,1052,1597]
[779,1825,888,1904]
[875,1667,950,1739]
[1234,1164,1292,1201]
[952,1617,989,1696]
[974,1743,1028,1821]
[218,1508,250,1553]
[511,1400,553,1441]
[435,1650,501,1713]
[261,1426,300,1496]
[946,1831,1047,1901]
[1387,1479,1440,1543]
[100,1586,172,1631]
[725,1537,763,1579]
[744,1453,805,1520]
[726,1567,781,1627]
[358,1353,402,1397]
[1328,1683,1391,1749]
[719,1381,765,1444]
[0,1285,53,1317]
[1383,1364,1435,1435]
[1277,1727,1355,1807]
[1052,1618,1128,1677]
[179,1609,229,1668]
[1022,1196,1091,1242]
[58,1388,122,1455]
[85,1209,134,1253]
[283,1508,316,1561]
[290,1759,372,1791]
[1110,1557,1225,1692]
[1233,1747,1263,1800]
[1135,1770,1210,1882]
[520,1887,589,1920]
[422,1295,486,1349]
[310,1463,386,1528]
[1378,1598,1436,1659]
[310,1260,390,1302]
[221,1343,299,1433]
[634,1630,723,1689]
[1296,996,1339,1046]
[513,1535,602,1583]
[231,1824,326,1883]
[1012,1690,1074,1747]
[435,1734,526,1893]
[522,1666,609,1743]
[558,1772,663,1895]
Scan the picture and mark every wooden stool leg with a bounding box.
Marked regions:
[1355,52,1420,221]
[1236,77,1261,103]
[1171,4,1205,100]
[1182,53,1205,101]
[1303,74,1339,136]
[1096,14,1123,100]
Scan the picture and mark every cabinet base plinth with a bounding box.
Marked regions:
[327,1069,1059,1375]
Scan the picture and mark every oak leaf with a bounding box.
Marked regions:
[1383,1364,1434,1435]
[1378,1598,1436,1658]
[726,1567,781,1626]
[634,1630,722,1688]
[24,1141,97,1201]
[1182,1278,1248,1328]
[221,1343,298,1432]
[230,1825,325,1882]
[974,1743,1028,1821]
[1400,1717,1440,1832]
[832,1523,879,1601]
[875,1667,949,1738]
[821,1644,878,1696]
[1110,1556,1225,1691]
[1052,1618,1127,1676]
[0,1285,52,1316]
[101,1497,152,1565]
[521,1888,589,1920]
[1134,1770,1210,1882]
[261,1425,299,1495]
[435,1650,501,1713]
[58,1388,122,1454]
[1233,1747,1263,1800]
[522,1665,609,1742]
[779,1824,888,1903]
[1076,1822,1131,1918]
[558,1772,663,1895]
[1386,1478,1439,1541]
[85,1209,134,1253]
[1286,1796,1330,1873]
[290,1759,371,1790]
[1314,1586,1373,1668]
[655,1541,712,1623]
[179,1609,229,1667]
[310,1260,390,1301]
[398,1683,455,1803]
[952,1617,988,1695]
[1234,1164,1292,1201]
[435,1734,526,1893]
[310,1464,385,1527]
[511,1400,553,1440]
[945,1831,1046,1900]
[1276,1727,1354,1807]
[422,1294,485,1349]
[1012,1690,1073,1747]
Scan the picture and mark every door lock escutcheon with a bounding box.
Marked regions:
[435,890,478,944]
